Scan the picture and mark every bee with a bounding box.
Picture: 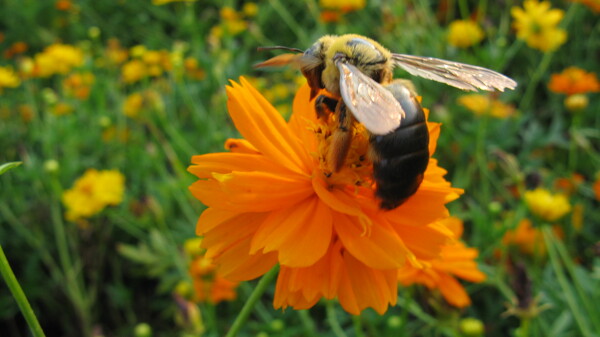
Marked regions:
[256,34,517,209]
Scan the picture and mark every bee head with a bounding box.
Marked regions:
[301,36,336,99]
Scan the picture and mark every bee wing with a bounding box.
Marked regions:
[337,62,405,135]
[392,53,517,92]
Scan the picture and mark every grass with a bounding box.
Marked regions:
[1,0,600,336]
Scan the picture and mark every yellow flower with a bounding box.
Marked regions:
[51,102,74,116]
[121,59,147,84]
[33,44,84,77]
[447,20,485,48]
[242,2,258,17]
[123,93,144,118]
[0,66,21,92]
[188,78,462,314]
[457,94,516,118]
[524,188,571,222]
[62,169,125,221]
[105,39,129,66]
[511,0,567,52]
[152,0,197,5]
[564,94,589,112]
[183,58,205,80]
[320,0,366,12]
[398,217,486,308]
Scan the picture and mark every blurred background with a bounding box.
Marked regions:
[1,0,599,336]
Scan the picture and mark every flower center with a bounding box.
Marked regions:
[311,112,374,191]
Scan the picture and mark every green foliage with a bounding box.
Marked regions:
[1,0,599,336]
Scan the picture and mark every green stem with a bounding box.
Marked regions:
[551,227,600,333]
[543,227,593,337]
[352,315,366,337]
[224,265,279,337]
[326,300,348,337]
[297,310,317,337]
[0,245,47,337]
[518,50,553,113]
[568,111,583,171]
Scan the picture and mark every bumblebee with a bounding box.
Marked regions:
[256,34,516,209]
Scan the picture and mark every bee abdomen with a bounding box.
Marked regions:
[370,81,430,209]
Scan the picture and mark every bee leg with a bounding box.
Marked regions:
[314,95,338,120]
[328,101,353,172]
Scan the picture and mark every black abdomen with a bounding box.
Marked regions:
[370,82,429,209]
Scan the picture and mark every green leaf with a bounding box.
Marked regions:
[0,162,22,176]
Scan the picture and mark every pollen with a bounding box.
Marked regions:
[310,111,373,192]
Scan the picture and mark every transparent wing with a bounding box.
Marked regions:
[337,61,405,135]
[392,53,517,92]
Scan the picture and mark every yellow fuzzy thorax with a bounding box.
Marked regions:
[321,34,393,96]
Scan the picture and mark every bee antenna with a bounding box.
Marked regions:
[257,46,304,53]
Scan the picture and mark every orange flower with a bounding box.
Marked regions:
[398,217,486,308]
[593,174,600,201]
[502,218,562,256]
[189,255,238,304]
[188,78,462,314]
[570,0,600,13]
[548,67,600,96]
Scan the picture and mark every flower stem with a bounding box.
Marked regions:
[0,245,46,337]
[352,315,366,337]
[543,227,593,337]
[518,50,553,113]
[224,265,279,337]
[326,300,348,337]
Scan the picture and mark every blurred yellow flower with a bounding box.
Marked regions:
[183,58,205,80]
[524,188,571,222]
[0,66,21,92]
[511,0,567,52]
[122,90,164,118]
[548,67,600,96]
[152,0,197,5]
[564,94,589,112]
[33,44,85,77]
[51,102,74,116]
[122,59,147,84]
[320,0,365,12]
[447,20,485,48]
[123,93,144,118]
[62,169,125,221]
[457,94,516,118]
[242,2,258,17]
[105,39,129,66]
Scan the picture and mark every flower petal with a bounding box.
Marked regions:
[338,252,397,315]
[333,213,407,269]
[226,79,308,173]
[250,197,333,267]
[191,171,313,212]
[189,152,294,179]
[437,273,471,308]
